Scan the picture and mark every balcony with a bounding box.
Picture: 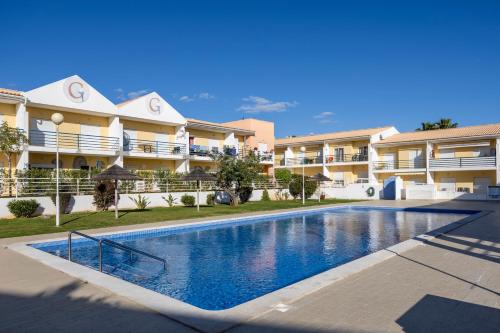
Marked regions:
[223,145,240,158]
[325,153,368,164]
[30,130,119,152]
[258,152,274,163]
[189,145,212,157]
[373,159,425,171]
[125,138,186,156]
[281,156,323,166]
[429,156,496,170]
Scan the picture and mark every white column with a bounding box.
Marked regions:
[15,101,29,170]
[496,138,500,185]
[322,143,330,177]
[367,140,378,184]
[175,126,189,173]
[426,141,434,184]
[284,146,294,167]
[223,132,235,147]
[109,116,123,166]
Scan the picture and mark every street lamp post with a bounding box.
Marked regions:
[51,113,64,227]
[300,146,306,205]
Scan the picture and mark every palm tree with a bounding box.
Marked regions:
[416,122,437,131]
[435,118,458,129]
[416,119,458,131]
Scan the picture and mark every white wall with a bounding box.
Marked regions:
[0,189,282,218]
[322,183,383,200]
[404,184,436,200]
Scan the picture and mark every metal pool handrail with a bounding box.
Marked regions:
[68,230,166,272]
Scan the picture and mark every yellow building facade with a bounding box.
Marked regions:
[1,76,499,200]
[0,76,273,181]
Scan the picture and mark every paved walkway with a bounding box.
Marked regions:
[0,200,499,332]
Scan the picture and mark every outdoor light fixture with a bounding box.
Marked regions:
[51,113,64,227]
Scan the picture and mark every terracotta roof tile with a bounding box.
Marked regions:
[376,123,500,144]
[276,126,393,145]
[0,88,24,97]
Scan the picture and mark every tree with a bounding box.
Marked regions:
[435,118,458,129]
[416,122,437,131]
[0,121,28,196]
[213,152,262,206]
[274,168,293,187]
[288,174,317,200]
[416,118,458,131]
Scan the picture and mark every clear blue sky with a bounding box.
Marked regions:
[1,1,499,137]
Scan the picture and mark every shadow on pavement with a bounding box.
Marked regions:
[396,294,500,333]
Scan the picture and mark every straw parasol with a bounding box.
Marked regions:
[310,173,332,202]
[92,165,141,219]
[181,168,217,211]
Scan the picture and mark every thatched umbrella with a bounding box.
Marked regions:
[92,165,141,219]
[310,173,332,202]
[181,168,217,211]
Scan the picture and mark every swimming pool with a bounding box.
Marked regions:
[30,206,476,310]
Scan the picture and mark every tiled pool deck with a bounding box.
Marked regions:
[1,200,499,332]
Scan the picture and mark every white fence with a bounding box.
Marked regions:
[0,189,285,218]
[0,177,279,198]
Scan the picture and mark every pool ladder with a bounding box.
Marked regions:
[67,230,166,272]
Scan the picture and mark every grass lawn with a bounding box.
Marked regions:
[0,199,360,239]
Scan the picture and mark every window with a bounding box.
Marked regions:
[439,149,455,159]
[258,143,268,153]
[334,148,344,162]
[472,147,490,157]
[358,146,368,156]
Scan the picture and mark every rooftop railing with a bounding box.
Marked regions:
[125,138,186,156]
[373,159,425,170]
[30,130,120,151]
[429,156,496,169]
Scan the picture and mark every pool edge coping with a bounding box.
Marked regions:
[7,206,489,333]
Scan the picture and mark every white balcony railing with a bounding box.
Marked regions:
[429,156,496,169]
[30,130,120,151]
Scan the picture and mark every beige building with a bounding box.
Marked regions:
[0,75,274,180]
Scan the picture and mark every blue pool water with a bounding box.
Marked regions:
[32,206,475,310]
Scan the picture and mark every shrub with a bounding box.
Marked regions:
[288,175,317,200]
[93,181,117,211]
[129,194,150,210]
[261,188,271,201]
[206,193,215,206]
[7,199,39,218]
[275,169,292,187]
[162,194,177,207]
[50,185,72,214]
[238,186,253,204]
[181,194,195,207]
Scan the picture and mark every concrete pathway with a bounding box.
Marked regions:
[0,200,499,332]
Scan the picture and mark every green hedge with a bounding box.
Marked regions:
[7,199,39,218]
